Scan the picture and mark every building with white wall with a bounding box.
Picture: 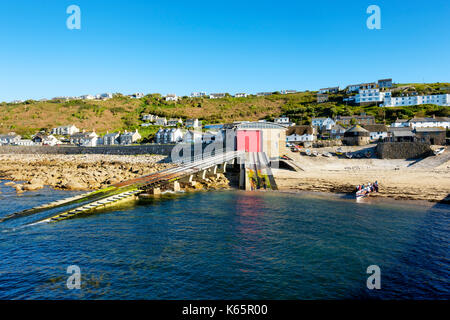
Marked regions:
[191,92,207,98]
[382,93,450,107]
[354,88,385,104]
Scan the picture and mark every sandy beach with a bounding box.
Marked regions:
[273,148,450,203]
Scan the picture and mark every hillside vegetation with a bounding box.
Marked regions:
[1,83,449,139]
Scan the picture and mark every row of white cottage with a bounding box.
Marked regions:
[155,128,222,144]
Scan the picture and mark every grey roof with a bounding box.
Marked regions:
[230,122,287,130]
[414,127,446,132]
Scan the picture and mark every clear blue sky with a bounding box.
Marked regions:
[1,0,449,101]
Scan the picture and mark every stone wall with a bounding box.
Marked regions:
[376,142,433,159]
[0,144,176,156]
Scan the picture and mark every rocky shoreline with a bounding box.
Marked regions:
[0,154,175,192]
[0,154,234,193]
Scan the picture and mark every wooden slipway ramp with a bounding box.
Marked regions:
[2,151,243,225]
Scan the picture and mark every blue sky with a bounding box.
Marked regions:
[0,0,449,101]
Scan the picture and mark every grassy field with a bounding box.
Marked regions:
[1,83,449,140]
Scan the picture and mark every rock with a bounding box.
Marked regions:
[63,180,87,190]
[23,183,44,191]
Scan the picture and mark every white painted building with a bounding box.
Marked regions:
[155,117,167,126]
[155,128,184,144]
[234,93,248,98]
[209,93,226,99]
[16,139,34,146]
[311,117,335,130]
[70,131,98,147]
[281,90,297,94]
[409,117,450,129]
[318,87,339,94]
[165,94,178,102]
[183,130,203,144]
[51,125,80,136]
[390,119,410,128]
[382,93,450,107]
[354,88,385,104]
[286,126,316,142]
[191,92,207,98]
[80,94,95,100]
[185,118,200,128]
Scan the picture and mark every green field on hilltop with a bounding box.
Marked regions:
[1,83,449,140]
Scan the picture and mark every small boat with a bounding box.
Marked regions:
[290,146,299,152]
[365,151,372,158]
[345,152,353,159]
[311,151,319,157]
[323,152,332,158]
[355,182,379,200]
[335,147,344,156]
[355,153,362,159]
[434,147,445,156]
[305,149,311,156]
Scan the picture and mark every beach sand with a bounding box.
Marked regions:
[273,149,450,203]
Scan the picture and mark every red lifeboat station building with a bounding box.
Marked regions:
[227,122,287,162]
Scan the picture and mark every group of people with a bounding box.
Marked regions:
[356,181,379,193]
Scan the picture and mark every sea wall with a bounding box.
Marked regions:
[376,142,433,159]
[0,144,176,156]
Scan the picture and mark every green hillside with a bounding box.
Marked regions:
[1,83,449,140]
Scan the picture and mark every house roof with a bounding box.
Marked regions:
[286,126,314,136]
[232,122,287,130]
[344,125,370,137]
[104,132,120,138]
[414,127,446,133]
[362,124,388,132]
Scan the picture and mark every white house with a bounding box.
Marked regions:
[274,116,290,124]
[155,117,167,126]
[183,130,203,144]
[281,90,297,94]
[362,124,389,141]
[209,93,226,99]
[0,133,21,145]
[155,128,184,144]
[70,131,98,147]
[16,139,34,146]
[318,87,339,94]
[390,118,410,128]
[165,94,178,102]
[166,118,183,127]
[185,118,200,128]
[142,114,157,122]
[256,92,272,96]
[103,132,121,145]
[311,117,335,130]
[191,92,207,98]
[382,93,450,107]
[99,93,113,100]
[32,133,60,146]
[354,88,386,104]
[120,130,142,145]
[286,126,315,143]
[346,82,377,93]
[409,116,450,129]
[129,93,144,99]
[234,93,248,98]
[51,125,80,136]
[80,94,95,100]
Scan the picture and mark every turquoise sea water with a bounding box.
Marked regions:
[0,181,448,299]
